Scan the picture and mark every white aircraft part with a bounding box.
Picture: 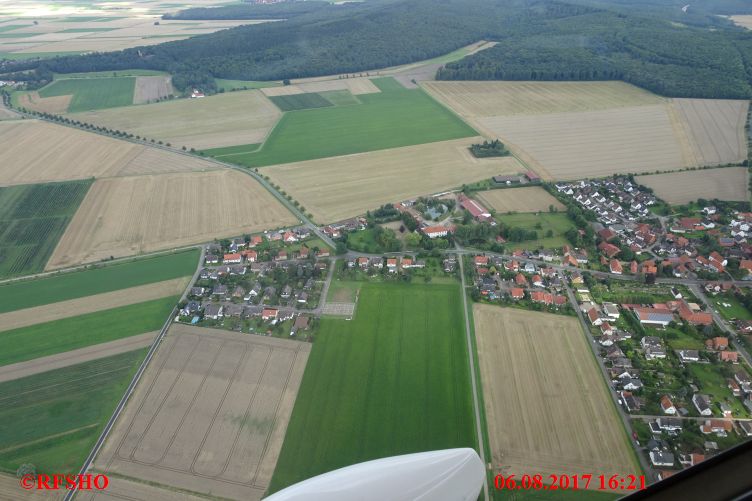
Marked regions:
[264,448,484,501]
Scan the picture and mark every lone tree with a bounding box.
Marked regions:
[16,464,35,478]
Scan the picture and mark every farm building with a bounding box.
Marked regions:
[458,195,494,223]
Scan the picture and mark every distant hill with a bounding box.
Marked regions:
[2,0,751,99]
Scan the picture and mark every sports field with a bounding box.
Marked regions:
[496,212,574,250]
[0,120,220,185]
[93,325,311,501]
[424,81,749,180]
[46,170,297,268]
[0,297,176,366]
[213,77,477,167]
[269,282,476,492]
[38,77,135,113]
[0,249,198,313]
[0,349,146,475]
[473,305,638,484]
[0,179,91,278]
[70,90,282,150]
[478,186,565,213]
[266,137,522,222]
[636,167,749,205]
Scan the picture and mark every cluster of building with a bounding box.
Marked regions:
[555,177,657,225]
[472,254,568,307]
[345,255,426,273]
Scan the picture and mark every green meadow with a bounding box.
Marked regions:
[269,282,475,492]
[39,76,135,112]
[0,349,146,474]
[0,249,198,313]
[0,297,177,366]
[208,77,476,167]
[0,180,92,279]
[496,212,575,250]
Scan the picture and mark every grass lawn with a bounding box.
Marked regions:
[213,77,476,167]
[269,282,475,492]
[664,328,705,350]
[0,249,198,313]
[326,279,361,303]
[0,180,92,279]
[689,364,750,417]
[0,348,146,474]
[38,76,135,112]
[346,227,392,253]
[708,293,752,321]
[0,297,176,366]
[496,212,574,250]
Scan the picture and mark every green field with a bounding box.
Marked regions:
[0,297,176,366]
[0,249,198,314]
[53,69,167,78]
[268,92,333,111]
[496,212,575,250]
[214,78,280,91]
[709,293,752,321]
[318,89,361,106]
[201,143,261,158]
[269,282,475,492]
[38,76,135,112]
[0,349,146,474]
[0,180,92,279]
[209,77,476,167]
[0,51,83,61]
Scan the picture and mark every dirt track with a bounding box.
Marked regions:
[473,305,637,485]
[0,332,157,383]
[46,170,297,269]
[92,325,310,501]
[0,278,189,333]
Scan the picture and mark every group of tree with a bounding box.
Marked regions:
[469,139,509,158]
[3,0,752,98]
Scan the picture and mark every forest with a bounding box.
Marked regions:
[1,0,751,99]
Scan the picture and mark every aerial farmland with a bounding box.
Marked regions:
[424,81,749,180]
[473,305,638,483]
[636,167,750,205]
[46,170,298,268]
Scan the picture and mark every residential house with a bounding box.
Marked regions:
[641,336,667,359]
[700,419,733,436]
[422,225,449,239]
[649,451,675,468]
[610,259,623,275]
[223,253,242,264]
[261,308,278,321]
[693,394,712,416]
[677,350,700,363]
[509,288,524,300]
[661,395,677,415]
[633,307,674,327]
[204,304,223,320]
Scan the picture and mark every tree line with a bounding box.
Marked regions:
[2,0,751,98]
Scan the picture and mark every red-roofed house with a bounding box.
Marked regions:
[510,288,524,300]
[459,195,493,223]
[515,273,527,286]
[707,337,729,351]
[741,260,752,275]
[660,395,676,415]
[249,235,263,247]
[610,259,623,274]
[719,351,739,363]
[588,308,603,326]
[474,255,489,267]
[241,249,257,262]
[598,228,616,241]
[630,261,638,274]
[283,231,298,243]
[262,308,278,320]
[598,241,620,258]
[422,225,449,239]
[531,291,553,305]
[531,274,544,287]
[223,253,242,264]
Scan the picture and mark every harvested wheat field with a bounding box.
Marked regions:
[0,473,59,500]
[47,170,297,268]
[423,81,664,117]
[473,305,638,485]
[70,90,281,150]
[479,105,688,180]
[477,186,564,213]
[636,167,749,205]
[0,100,18,120]
[133,76,175,104]
[262,77,380,96]
[0,277,189,333]
[91,325,310,501]
[425,81,749,180]
[730,15,752,29]
[18,91,73,114]
[669,99,749,166]
[266,137,522,222]
[0,120,219,186]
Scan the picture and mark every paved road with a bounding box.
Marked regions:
[457,249,489,501]
[630,414,752,422]
[564,283,656,481]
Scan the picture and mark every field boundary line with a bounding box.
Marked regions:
[456,250,489,501]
